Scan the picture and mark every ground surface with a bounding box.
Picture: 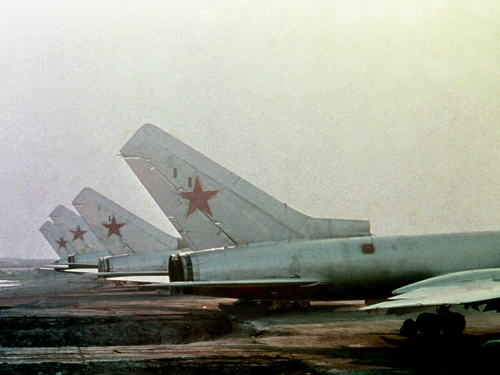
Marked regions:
[1,273,500,374]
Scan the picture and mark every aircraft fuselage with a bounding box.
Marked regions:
[98,252,171,272]
[169,231,500,301]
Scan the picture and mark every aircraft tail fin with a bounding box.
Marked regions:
[72,187,185,254]
[39,221,76,259]
[120,124,370,250]
[48,205,114,255]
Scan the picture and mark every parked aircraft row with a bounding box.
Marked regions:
[41,124,500,337]
[40,188,181,281]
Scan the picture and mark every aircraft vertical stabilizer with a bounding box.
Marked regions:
[49,205,117,255]
[120,124,370,250]
[39,221,77,260]
[72,187,185,254]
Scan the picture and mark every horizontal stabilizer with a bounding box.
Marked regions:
[107,275,170,283]
[66,263,98,269]
[138,278,321,290]
[98,271,169,278]
[44,261,98,270]
[63,268,99,274]
[44,264,69,270]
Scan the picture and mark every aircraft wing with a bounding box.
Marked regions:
[137,278,321,290]
[361,268,500,311]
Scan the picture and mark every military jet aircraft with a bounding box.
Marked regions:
[72,187,187,281]
[39,221,75,264]
[39,218,99,272]
[119,124,500,335]
[39,221,74,264]
[49,205,119,269]
[39,220,105,273]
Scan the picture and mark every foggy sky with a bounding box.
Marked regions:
[1,1,499,259]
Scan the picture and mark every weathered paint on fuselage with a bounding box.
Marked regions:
[178,231,500,301]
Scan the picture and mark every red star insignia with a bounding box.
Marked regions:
[180,177,219,217]
[103,216,125,238]
[71,225,87,241]
[57,237,67,249]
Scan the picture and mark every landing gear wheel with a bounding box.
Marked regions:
[441,312,466,335]
[283,301,294,309]
[297,301,310,310]
[400,318,418,337]
[416,312,441,336]
[269,300,283,310]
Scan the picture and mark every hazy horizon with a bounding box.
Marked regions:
[1,1,499,259]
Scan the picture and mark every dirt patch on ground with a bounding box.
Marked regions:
[2,277,500,374]
[0,311,232,347]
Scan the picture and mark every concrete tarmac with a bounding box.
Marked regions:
[1,275,500,374]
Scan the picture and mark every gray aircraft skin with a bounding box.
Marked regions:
[39,221,73,264]
[49,205,113,265]
[39,221,99,270]
[165,231,500,302]
[98,252,170,274]
[120,124,500,334]
[72,187,187,275]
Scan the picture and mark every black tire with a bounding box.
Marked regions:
[416,312,441,336]
[296,301,310,310]
[441,312,466,335]
[400,318,418,337]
